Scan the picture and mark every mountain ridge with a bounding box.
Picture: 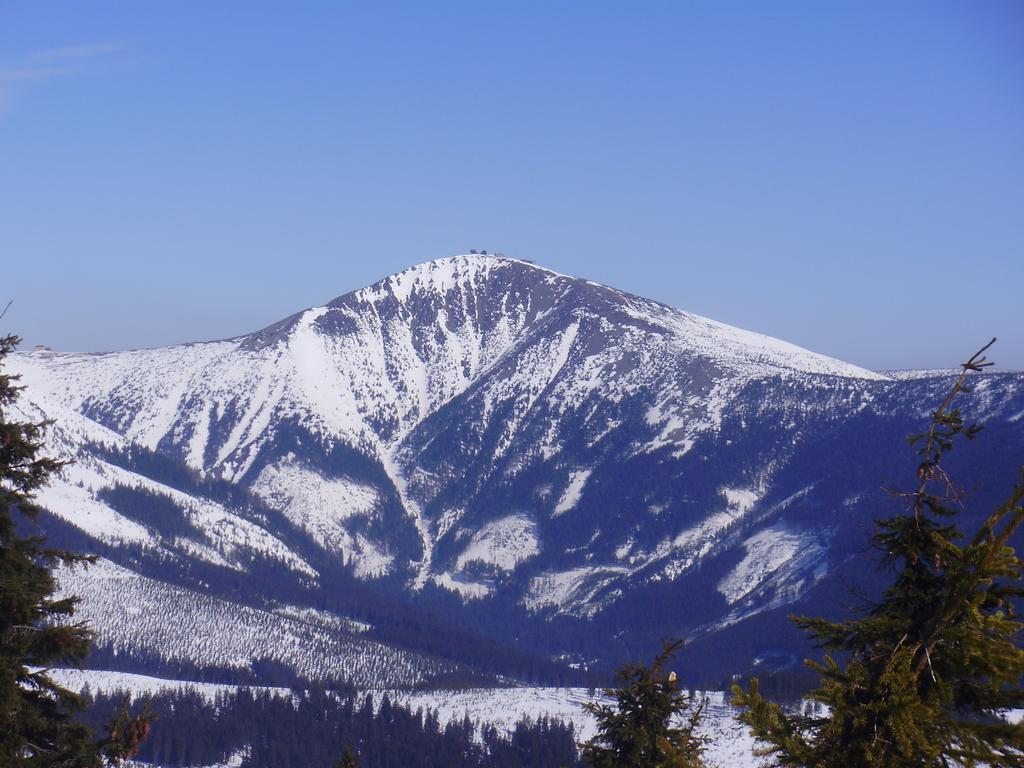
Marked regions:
[11,253,1023,685]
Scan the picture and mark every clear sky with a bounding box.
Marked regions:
[2,2,1022,370]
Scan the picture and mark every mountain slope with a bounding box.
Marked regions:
[13,254,1024,682]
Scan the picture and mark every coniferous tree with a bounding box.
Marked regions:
[581,639,708,768]
[0,331,150,766]
[333,745,358,768]
[733,340,1024,766]
[334,743,359,767]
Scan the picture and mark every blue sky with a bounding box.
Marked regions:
[2,1,1021,370]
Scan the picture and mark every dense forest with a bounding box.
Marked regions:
[80,687,584,768]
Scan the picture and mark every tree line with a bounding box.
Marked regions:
[79,687,583,768]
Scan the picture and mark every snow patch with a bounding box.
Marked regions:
[522,565,629,617]
[718,528,805,603]
[252,457,386,576]
[553,470,591,516]
[386,687,759,766]
[721,487,759,516]
[432,571,492,599]
[455,514,539,572]
[46,668,285,704]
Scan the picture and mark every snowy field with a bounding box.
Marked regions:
[388,686,758,767]
[53,669,760,767]
[47,668,285,703]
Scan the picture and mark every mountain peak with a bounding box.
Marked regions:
[10,257,1023,694]
[310,254,882,384]
[339,253,567,308]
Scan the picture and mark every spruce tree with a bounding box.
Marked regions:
[0,331,149,766]
[733,340,1024,766]
[335,744,359,768]
[581,639,708,768]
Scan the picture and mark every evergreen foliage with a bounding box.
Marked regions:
[96,484,197,541]
[581,639,708,768]
[80,686,584,768]
[335,744,359,768]
[733,340,1024,766]
[0,331,150,766]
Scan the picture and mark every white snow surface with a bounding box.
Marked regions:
[454,513,539,572]
[251,456,390,577]
[526,485,773,616]
[716,527,830,628]
[432,570,493,599]
[553,469,592,516]
[523,565,630,617]
[722,487,760,516]
[11,254,888,596]
[719,526,812,604]
[11,254,884,477]
[391,687,758,767]
[13,392,316,576]
[46,668,283,703]
[432,514,541,599]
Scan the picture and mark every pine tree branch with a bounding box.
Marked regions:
[912,338,995,525]
[913,476,1024,680]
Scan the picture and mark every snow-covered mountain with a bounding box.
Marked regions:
[13,254,1024,684]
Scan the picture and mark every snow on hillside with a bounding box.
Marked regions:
[56,559,457,687]
[10,254,894,595]
[13,254,1024,662]
[47,668,283,704]
[251,456,391,577]
[454,513,539,572]
[429,514,543,600]
[553,470,591,516]
[718,526,818,603]
[11,255,885,478]
[523,483,786,618]
[431,570,493,599]
[523,565,630,617]
[270,604,373,635]
[37,459,155,546]
[11,396,153,544]
[16,392,316,576]
[717,537,831,628]
[640,297,887,381]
